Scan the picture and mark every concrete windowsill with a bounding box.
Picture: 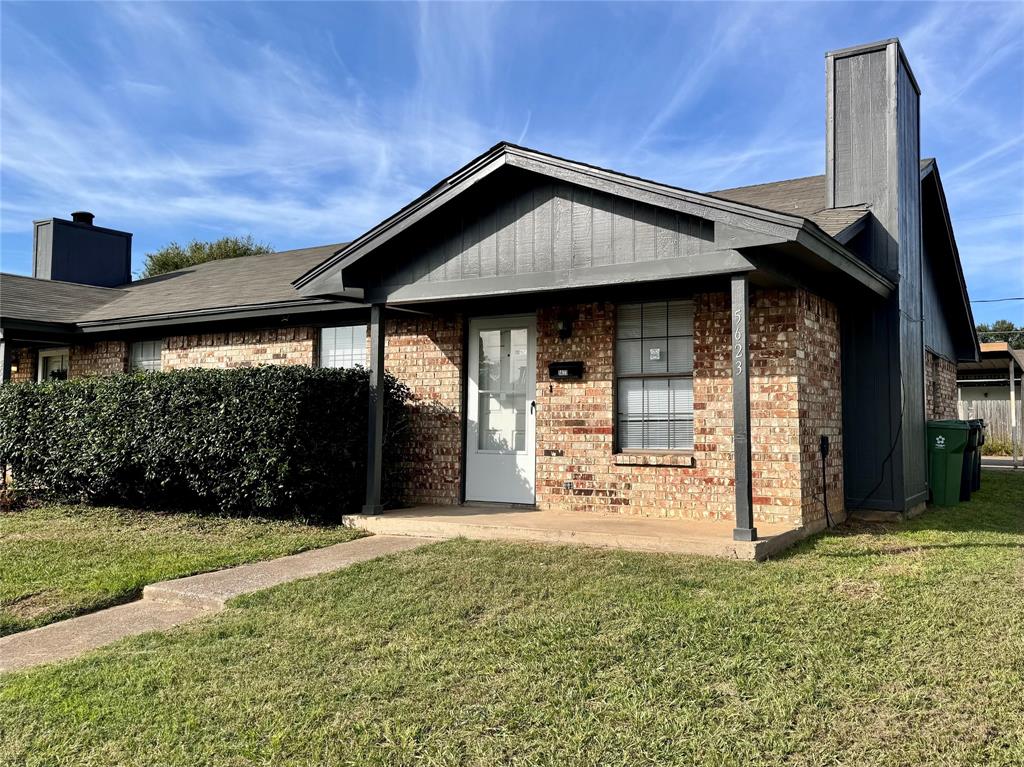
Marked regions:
[613,451,695,467]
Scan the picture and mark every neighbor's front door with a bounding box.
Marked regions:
[466,315,537,505]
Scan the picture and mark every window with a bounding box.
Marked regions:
[616,301,694,451]
[320,325,367,369]
[38,348,69,381]
[130,340,163,372]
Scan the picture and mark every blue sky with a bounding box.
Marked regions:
[1,1,1021,325]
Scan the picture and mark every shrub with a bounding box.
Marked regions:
[0,366,411,520]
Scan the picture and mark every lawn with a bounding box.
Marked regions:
[1,471,1022,767]
[0,504,362,636]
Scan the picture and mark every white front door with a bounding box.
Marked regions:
[466,315,537,505]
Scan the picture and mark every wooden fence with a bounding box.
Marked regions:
[959,398,1021,444]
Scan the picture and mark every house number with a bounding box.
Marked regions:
[733,307,745,377]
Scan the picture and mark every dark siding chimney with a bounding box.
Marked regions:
[32,214,132,287]
[828,39,929,514]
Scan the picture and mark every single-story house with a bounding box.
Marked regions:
[958,341,1022,466]
[0,39,979,541]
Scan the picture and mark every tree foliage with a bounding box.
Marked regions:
[976,319,1023,350]
[140,235,274,279]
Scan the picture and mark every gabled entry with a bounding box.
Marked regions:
[465,315,537,505]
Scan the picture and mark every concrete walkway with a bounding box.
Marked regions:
[0,535,430,674]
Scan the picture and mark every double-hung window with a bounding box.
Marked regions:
[130,340,162,372]
[320,325,367,369]
[615,300,695,451]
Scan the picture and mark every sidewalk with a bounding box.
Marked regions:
[0,535,431,674]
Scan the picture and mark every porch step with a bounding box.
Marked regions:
[341,509,810,561]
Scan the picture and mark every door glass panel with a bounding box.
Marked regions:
[477,327,530,452]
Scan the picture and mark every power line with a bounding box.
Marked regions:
[971,297,1024,303]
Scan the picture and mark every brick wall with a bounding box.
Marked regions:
[384,315,464,506]
[793,292,844,526]
[161,328,317,370]
[533,289,842,527]
[925,351,958,421]
[69,341,128,377]
[7,346,36,382]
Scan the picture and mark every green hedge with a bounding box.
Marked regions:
[0,366,411,520]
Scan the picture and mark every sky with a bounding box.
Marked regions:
[1,1,1021,326]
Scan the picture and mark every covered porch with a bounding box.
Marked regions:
[292,144,894,553]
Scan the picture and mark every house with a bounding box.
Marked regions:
[958,342,1023,467]
[0,39,979,541]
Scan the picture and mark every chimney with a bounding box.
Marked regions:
[32,213,132,286]
[825,38,921,280]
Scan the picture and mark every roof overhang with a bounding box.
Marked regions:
[294,143,893,303]
[920,159,980,362]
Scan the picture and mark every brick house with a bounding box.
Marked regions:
[0,40,978,540]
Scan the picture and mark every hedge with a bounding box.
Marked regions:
[0,366,411,520]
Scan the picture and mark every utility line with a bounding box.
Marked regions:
[971,297,1024,303]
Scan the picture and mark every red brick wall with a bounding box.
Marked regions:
[69,341,128,377]
[384,315,464,506]
[925,351,958,421]
[794,292,844,526]
[7,346,37,383]
[533,290,842,527]
[161,328,317,370]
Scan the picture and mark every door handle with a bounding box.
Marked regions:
[530,400,537,414]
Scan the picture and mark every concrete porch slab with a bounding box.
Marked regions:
[342,506,811,561]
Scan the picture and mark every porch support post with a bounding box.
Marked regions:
[1011,357,1018,470]
[362,304,386,515]
[0,340,10,384]
[731,275,757,541]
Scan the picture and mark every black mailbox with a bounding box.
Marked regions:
[548,361,584,380]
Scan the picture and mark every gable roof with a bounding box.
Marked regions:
[1,243,362,335]
[293,142,893,301]
[0,273,122,326]
[77,243,349,325]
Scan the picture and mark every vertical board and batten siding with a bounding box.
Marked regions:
[831,48,897,279]
[382,179,715,289]
[896,54,927,502]
[831,41,928,510]
[921,240,957,362]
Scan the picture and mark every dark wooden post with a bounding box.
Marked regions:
[362,304,386,515]
[731,275,757,541]
[0,340,10,384]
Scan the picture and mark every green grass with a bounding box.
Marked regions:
[0,505,362,636]
[2,472,1022,767]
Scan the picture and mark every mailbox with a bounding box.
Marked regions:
[548,361,584,380]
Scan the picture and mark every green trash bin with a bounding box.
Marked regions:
[927,420,970,506]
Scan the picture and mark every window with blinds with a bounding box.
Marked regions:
[615,301,695,451]
[130,340,162,372]
[320,326,367,369]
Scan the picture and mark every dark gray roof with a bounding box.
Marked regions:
[0,273,122,325]
[78,243,349,323]
[708,159,935,237]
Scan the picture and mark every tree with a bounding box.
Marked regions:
[140,235,274,279]
[976,319,1024,350]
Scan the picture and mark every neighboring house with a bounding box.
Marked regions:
[0,39,978,538]
[958,342,1023,465]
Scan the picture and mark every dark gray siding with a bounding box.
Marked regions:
[381,178,715,291]
[922,246,956,360]
[896,57,927,504]
[33,219,132,288]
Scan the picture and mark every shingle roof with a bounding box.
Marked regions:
[0,273,123,325]
[77,243,349,323]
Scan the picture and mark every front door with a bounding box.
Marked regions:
[466,315,537,504]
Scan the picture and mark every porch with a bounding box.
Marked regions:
[342,505,812,561]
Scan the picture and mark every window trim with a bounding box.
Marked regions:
[129,339,164,373]
[613,300,695,455]
[37,347,70,382]
[319,323,368,369]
